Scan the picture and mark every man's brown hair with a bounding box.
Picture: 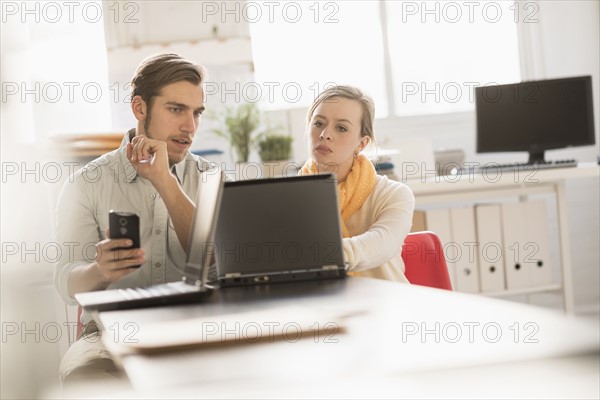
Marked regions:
[130,53,207,108]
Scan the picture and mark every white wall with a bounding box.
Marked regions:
[534,0,599,314]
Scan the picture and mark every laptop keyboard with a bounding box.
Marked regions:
[117,282,199,300]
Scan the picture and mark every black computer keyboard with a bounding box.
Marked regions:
[455,159,577,175]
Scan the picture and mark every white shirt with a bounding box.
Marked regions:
[54,131,213,306]
[342,175,415,282]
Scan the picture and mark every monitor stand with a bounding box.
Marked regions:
[528,150,546,164]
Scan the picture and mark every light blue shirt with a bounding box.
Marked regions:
[54,130,214,312]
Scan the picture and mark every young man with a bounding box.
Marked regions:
[54,53,214,384]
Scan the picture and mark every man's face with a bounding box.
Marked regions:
[139,81,205,166]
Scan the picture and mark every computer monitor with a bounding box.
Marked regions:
[475,76,595,164]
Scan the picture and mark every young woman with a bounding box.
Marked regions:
[299,86,415,282]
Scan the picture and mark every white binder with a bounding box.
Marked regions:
[501,203,530,289]
[474,204,506,292]
[449,207,481,293]
[425,209,456,288]
[524,201,553,287]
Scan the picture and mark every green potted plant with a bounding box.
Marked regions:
[209,102,264,163]
[258,134,293,177]
[258,135,292,162]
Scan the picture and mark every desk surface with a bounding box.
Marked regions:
[97,277,599,398]
[403,163,599,196]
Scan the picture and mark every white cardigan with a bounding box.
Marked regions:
[342,175,415,282]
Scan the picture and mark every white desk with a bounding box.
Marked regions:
[92,277,599,399]
[402,163,600,313]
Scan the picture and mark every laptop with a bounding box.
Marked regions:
[75,171,225,311]
[214,173,347,287]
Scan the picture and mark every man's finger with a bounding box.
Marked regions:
[107,256,145,271]
[136,138,150,162]
[97,238,134,253]
[113,248,144,261]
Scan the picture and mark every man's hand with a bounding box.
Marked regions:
[125,133,195,256]
[126,135,171,184]
[94,229,146,284]
[67,229,147,297]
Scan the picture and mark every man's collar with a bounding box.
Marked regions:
[119,129,138,183]
[172,163,183,184]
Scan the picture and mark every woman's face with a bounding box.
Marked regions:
[308,96,369,173]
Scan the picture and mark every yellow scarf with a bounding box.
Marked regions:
[299,155,377,238]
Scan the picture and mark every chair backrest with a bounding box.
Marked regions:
[402,231,453,290]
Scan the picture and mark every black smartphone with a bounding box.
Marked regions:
[108,210,141,250]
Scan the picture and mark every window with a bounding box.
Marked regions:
[386,0,521,116]
[249,0,521,118]
[249,1,388,116]
[1,0,111,143]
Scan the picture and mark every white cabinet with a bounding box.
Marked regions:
[405,163,600,314]
[449,207,481,293]
[475,204,507,293]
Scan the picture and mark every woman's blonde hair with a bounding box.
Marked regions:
[307,85,375,141]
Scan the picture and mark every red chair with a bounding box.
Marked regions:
[402,231,453,290]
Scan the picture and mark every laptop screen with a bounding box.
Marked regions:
[214,174,344,276]
[183,170,224,283]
